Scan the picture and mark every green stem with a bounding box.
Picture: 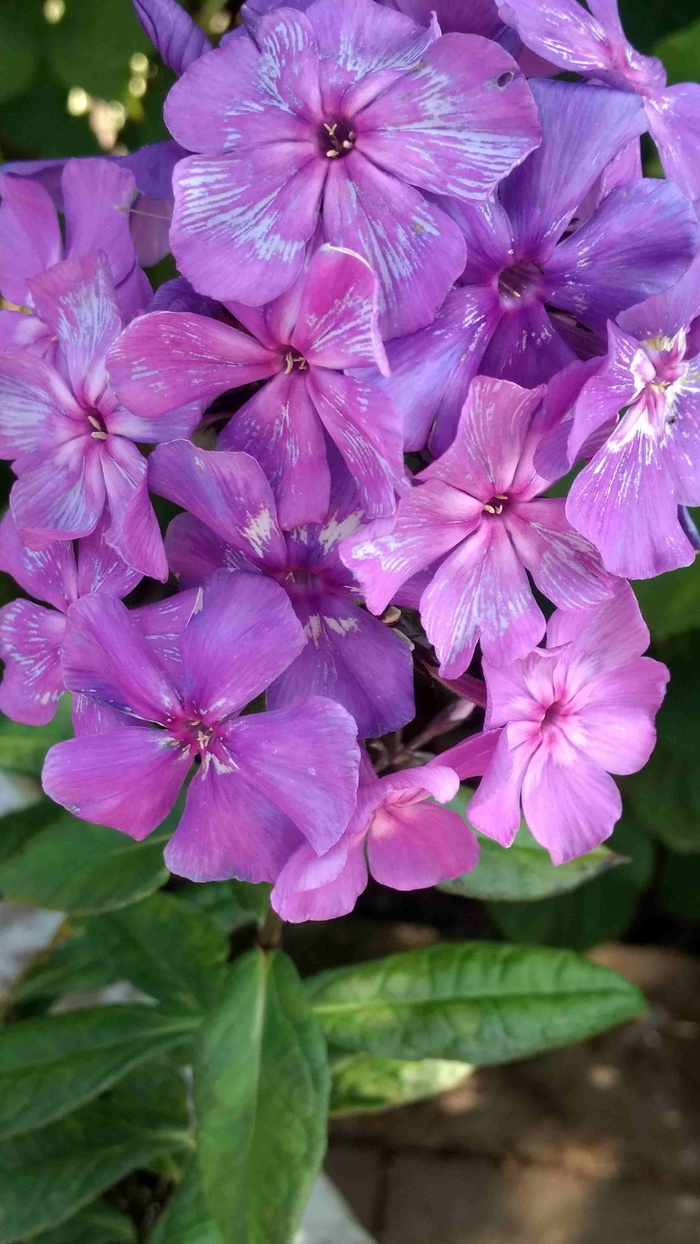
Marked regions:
[257,902,283,952]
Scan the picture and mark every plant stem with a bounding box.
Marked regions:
[257,903,283,952]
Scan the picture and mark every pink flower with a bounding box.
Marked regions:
[446,585,669,863]
[342,375,615,676]
[271,754,478,921]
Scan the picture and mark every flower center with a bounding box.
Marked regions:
[283,350,308,374]
[321,119,356,159]
[483,493,508,516]
[497,260,543,307]
[87,411,108,440]
[277,564,324,601]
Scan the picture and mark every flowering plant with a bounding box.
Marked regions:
[0,0,698,1239]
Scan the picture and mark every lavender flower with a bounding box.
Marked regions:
[42,571,360,882]
[342,376,615,676]
[162,0,541,336]
[500,0,700,199]
[108,244,404,528]
[0,513,140,726]
[0,252,201,579]
[445,586,668,863]
[147,438,414,738]
[376,79,697,454]
[271,754,478,921]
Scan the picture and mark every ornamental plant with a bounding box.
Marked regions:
[0,0,698,1240]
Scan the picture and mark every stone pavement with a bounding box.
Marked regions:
[325,945,700,1244]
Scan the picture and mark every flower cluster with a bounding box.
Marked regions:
[1,0,689,920]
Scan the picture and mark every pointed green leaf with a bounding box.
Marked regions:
[440,791,621,901]
[329,1053,472,1117]
[149,1164,222,1244]
[0,1064,192,1244]
[307,943,645,1065]
[0,1006,199,1139]
[32,1200,136,1244]
[14,926,117,1005]
[0,814,170,914]
[86,892,228,1012]
[195,948,329,1244]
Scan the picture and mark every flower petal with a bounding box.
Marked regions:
[42,728,189,839]
[0,509,75,611]
[220,371,330,529]
[0,351,81,458]
[306,368,404,520]
[291,244,388,372]
[506,497,614,610]
[223,695,360,855]
[61,593,182,722]
[100,437,168,581]
[149,439,286,569]
[107,310,278,419]
[179,570,306,721]
[271,834,368,923]
[322,152,466,338]
[62,159,146,306]
[170,147,325,305]
[11,439,106,545]
[545,180,699,332]
[164,758,306,883]
[564,656,668,776]
[479,299,577,387]
[267,593,415,738]
[357,33,540,201]
[645,84,700,201]
[132,0,212,76]
[521,737,621,864]
[368,799,479,889]
[0,600,66,725]
[164,513,234,588]
[467,721,539,846]
[0,173,62,306]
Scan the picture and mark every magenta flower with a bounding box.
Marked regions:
[561,248,700,579]
[162,0,541,337]
[500,0,700,200]
[271,754,478,921]
[148,438,414,738]
[0,251,202,579]
[376,79,697,454]
[0,513,141,726]
[108,244,404,528]
[0,159,150,354]
[342,376,615,676]
[132,0,211,75]
[446,586,668,863]
[42,571,361,883]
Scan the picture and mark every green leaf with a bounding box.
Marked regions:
[0,1006,199,1139]
[13,926,117,1005]
[0,698,72,777]
[489,816,654,950]
[0,0,39,105]
[195,948,329,1244]
[32,1201,136,1244]
[656,18,700,85]
[47,0,151,99]
[149,1164,222,1244]
[0,800,63,869]
[439,790,621,901]
[0,814,170,914]
[179,880,269,936]
[307,942,645,1065]
[0,1064,192,1244]
[86,892,228,1012]
[329,1053,472,1117]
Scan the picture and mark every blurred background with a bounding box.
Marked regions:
[2,2,700,1241]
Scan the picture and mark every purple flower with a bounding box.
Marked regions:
[162,0,541,336]
[500,0,700,200]
[386,0,506,40]
[0,513,141,726]
[0,159,150,354]
[108,244,405,528]
[376,78,698,454]
[271,754,478,921]
[132,0,212,75]
[42,571,361,883]
[0,251,201,579]
[446,585,668,863]
[341,376,615,676]
[559,248,700,579]
[147,438,415,738]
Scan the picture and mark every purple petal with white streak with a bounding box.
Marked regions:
[0,600,66,725]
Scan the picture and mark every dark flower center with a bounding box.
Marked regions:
[497,259,543,307]
[321,119,356,159]
[483,494,508,516]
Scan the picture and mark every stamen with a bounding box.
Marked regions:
[91,430,108,440]
[284,351,295,374]
[87,415,102,430]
